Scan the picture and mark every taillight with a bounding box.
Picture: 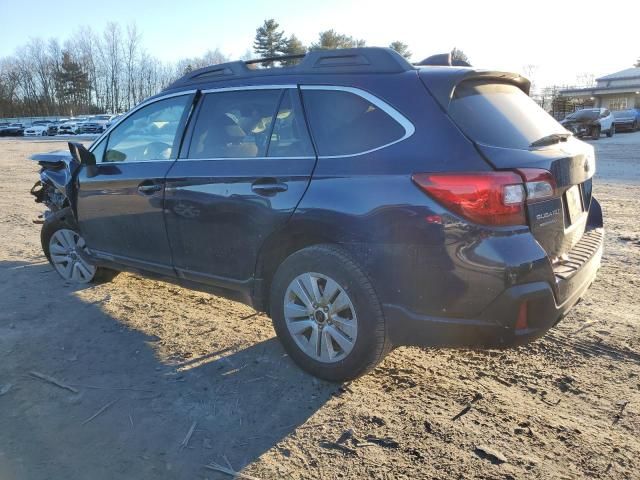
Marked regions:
[412,169,557,226]
[412,172,526,226]
[516,168,556,202]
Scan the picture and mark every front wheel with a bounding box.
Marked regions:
[41,208,118,284]
[270,244,390,382]
[607,124,615,137]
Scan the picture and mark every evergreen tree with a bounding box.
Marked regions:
[253,19,287,66]
[389,41,412,59]
[55,52,90,108]
[281,35,307,66]
[310,30,365,50]
[451,47,471,66]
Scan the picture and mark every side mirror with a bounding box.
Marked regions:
[68,142,98,177]
[68,142,96,166]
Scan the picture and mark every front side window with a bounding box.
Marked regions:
[103,95,192,163]
[188,89,282,159]
[301,88,406,156]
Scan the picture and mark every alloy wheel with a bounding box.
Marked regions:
[49,228,96,283]
[283,272,358,363]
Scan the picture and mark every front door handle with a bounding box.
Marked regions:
[251,177,288,196]
[138,182,163,195]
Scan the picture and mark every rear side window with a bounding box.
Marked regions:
[267,90,314,157]
[301,88,406,156]
[189,89,282,159]
[449,81,567,150]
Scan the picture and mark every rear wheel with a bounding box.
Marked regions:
[633,120,639,132]
[270,244,390,382]
[591,125,601,140]
[42,208,118,284]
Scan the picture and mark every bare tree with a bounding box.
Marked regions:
[101,22,124,113]
[575,72,595,87]
[125,23,141,110]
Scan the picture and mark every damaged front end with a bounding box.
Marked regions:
[29,147,82,224]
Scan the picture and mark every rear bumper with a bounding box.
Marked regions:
[384,230,603,348]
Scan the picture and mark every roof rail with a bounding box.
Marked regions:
[165,47,414,90]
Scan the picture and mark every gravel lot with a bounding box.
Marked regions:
[0,133,639,479]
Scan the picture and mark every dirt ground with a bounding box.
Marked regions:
[0,134,639,479]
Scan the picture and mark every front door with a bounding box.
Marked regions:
[164,87,316,286]
[77,93,194,274]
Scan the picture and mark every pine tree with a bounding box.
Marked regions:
[253,19,287,66]
[55,52,90,109]
[389,41,412,59]
[451,47,471,66]
[310,30,365,50]
[281,35,307,66]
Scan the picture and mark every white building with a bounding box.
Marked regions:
[559,67,640,110]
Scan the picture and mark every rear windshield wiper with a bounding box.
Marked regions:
[530,132,572,148]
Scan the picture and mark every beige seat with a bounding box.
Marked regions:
[196,114,258,158]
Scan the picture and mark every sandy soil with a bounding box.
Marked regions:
[0,136,638,479]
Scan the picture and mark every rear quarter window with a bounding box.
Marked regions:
[301,88,408,156]
[448,81,567,150]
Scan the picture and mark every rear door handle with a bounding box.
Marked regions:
[138,182,163,195]
[251,178,288,195]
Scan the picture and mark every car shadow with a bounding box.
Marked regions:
[0,260,337,480]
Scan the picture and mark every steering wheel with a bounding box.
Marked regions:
[143,141,171,160]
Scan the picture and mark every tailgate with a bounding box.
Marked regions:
[477,141,595,258]
[420,72,596,259]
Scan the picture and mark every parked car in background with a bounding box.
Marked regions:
[47,120,70,136]
[560,108,615,139]
[105,114,123,130]
[0,123,26,136]
[24,124,50,136]
[79,115,114,134]
[57,121,80,135]
[31,48,604,381]
[611,109,640,132]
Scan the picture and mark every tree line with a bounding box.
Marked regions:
[0,19,462,118]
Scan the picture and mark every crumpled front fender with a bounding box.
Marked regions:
[30,149,82,214]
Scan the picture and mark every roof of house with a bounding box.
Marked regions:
[597,67,640,81]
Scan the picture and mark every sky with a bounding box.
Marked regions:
[1,0,639,90]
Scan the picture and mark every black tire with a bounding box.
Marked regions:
[633,121,639,132]
[41,207,118,284]
[607,124,614,137]
[270,244,391,382]
[591,125,600,140]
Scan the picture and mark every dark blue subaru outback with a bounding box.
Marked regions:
[32,48,604,381]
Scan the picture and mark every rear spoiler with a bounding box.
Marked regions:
[418,68,531,110]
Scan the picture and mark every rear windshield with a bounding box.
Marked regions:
[448,81,566,149]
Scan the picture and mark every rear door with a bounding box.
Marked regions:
[164,86,316,286]
[77,92,194,274]
[429,77,596,259]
